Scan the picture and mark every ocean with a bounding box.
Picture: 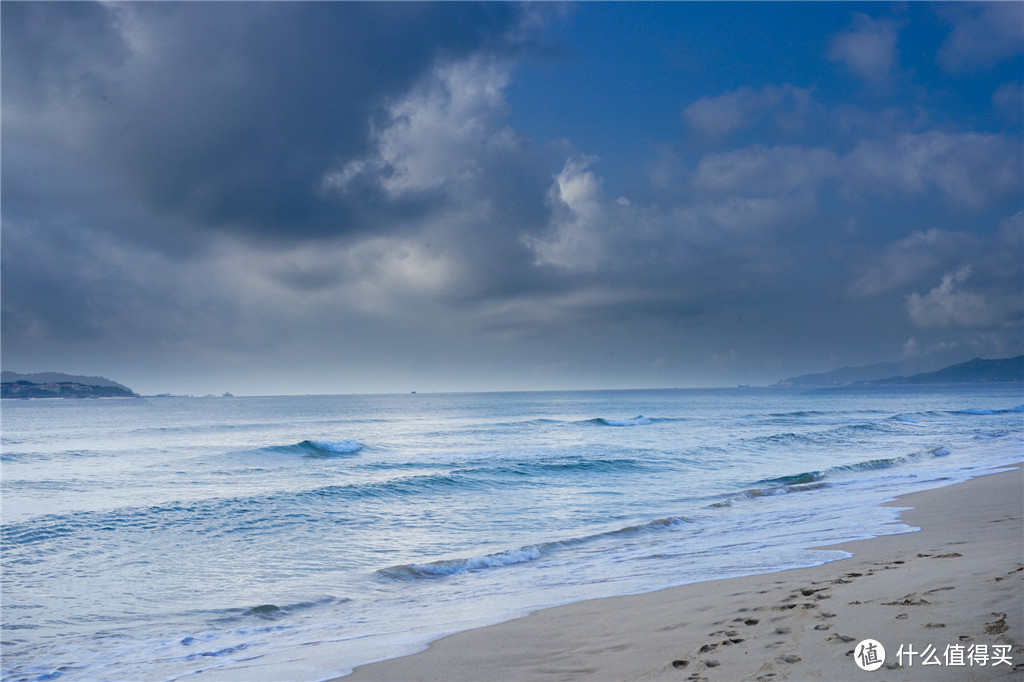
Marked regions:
[2,386,1022,681]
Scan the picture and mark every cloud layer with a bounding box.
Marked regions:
[3,3,1021,394]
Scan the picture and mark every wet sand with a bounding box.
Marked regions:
[344,466,1023,681]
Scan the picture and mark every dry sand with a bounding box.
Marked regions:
[344,466,1023,681]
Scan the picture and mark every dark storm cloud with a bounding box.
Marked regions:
[2,2,1021,394]
[1,1,554,387]
[3,2,529,243]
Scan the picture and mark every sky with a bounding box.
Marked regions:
[2,2,1022,396]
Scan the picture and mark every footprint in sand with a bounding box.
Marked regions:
[924,586,955,595]
[775,654,801,664]
[925,623,946,629]
[985,613,1008,634]
[882,594,929,606]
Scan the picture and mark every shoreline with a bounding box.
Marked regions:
[344,465,1023,681]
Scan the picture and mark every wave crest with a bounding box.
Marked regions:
[711,446,960,509]
[264,440,363,457]
[378,516,693,580]
[954,405,1024,415]
[379,546,544,579]
[595,415,653,427]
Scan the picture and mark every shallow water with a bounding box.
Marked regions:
[2,385,1021,680]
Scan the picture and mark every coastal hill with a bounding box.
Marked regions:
[779,356,1023,387]
[1,371,138,399]
[866,355,1024,385]
[778,361,928,386]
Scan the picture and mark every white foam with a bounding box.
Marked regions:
[307,439,362,454]
[602,415,652,426]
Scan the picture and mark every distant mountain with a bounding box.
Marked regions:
[778,360,939,386]
[867,356,1024,384]
[1,371,138,398]
[1,371,132,391]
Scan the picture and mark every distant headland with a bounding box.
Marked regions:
[778,355,1024,387]
[1,371,139,399]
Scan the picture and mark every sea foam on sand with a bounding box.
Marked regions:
[345,466,1024,681]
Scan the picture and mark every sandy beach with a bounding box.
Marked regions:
[345,466,1023,681]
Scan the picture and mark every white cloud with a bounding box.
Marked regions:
[690,145,838,197]
[901,337,964,362]
[828,14,899,84]
[525,157,609,271]
[993,81,1024,124]
[901,336,920,359]
[702,194,816,233]
[682,84,812,137]
[850,229,972,297]
[323,56,520,197]
[906,266,991,328]
[843,131,1021,209]
[937,3,1024,72]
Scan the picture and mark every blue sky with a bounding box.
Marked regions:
[2,2,1022,395]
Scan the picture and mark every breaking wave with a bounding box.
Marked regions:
[588,415,653,426]
[205,596,351,624]
[954,405,1024,416]
[711,446,957,509]
[378,516,692,580]
[264,439,363,457]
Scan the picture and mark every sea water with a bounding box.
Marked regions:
[2,385,1022,680]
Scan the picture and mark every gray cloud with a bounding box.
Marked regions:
[3,2,529,244]
[3,3,1021,393]
[937,3,1024,73]
[906,266,992,329]
[849,229,975,297]
[828,14,900,85]
[993,81,1024,125]
[842,131,1022,210]
[898,214,1023,342]
[682,84,813,139]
